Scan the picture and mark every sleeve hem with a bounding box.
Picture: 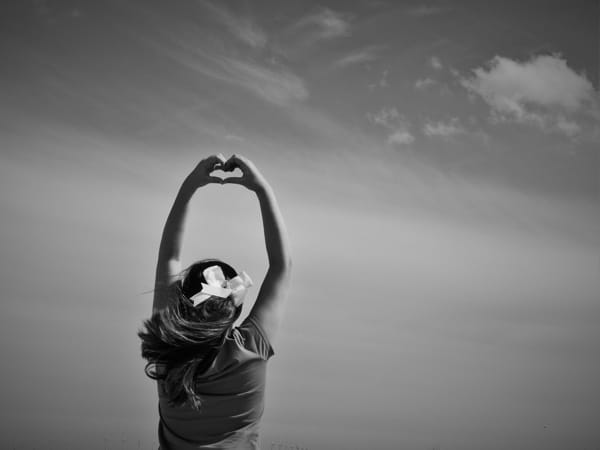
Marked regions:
[245,316,275,360]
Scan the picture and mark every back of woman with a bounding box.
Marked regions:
[157,316,273,449]
[139,155,292,450]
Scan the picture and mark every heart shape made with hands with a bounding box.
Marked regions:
[210,157,243,180]
[210,167,242,180]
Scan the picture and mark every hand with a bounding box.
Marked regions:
[184,154,227,188]
[221,154,269,192]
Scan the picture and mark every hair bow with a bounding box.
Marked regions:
[190,265,253,307]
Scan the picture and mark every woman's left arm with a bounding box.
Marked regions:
[153,154,225,313]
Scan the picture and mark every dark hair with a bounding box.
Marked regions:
[138,258,242,409]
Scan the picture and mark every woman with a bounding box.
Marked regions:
[139,154,292,449]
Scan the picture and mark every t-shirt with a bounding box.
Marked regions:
[156,316,274,450]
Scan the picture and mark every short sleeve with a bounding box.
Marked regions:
[238,316,275,361]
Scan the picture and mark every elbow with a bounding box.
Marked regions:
[270,256,292,274]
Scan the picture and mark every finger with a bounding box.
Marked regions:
[228,154,251,171]
[206,176,224,184]
[204,154,222,163]
[204,154,226,168]
[223,155,252,176]
[231,155,259,178]
[221,157,242,173]
[221,177,243,185]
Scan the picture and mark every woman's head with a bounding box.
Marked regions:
[181,258,238,298]
[138,258,243,409]
[180,259,241,323]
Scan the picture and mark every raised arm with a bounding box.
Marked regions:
[152,154,226,314]
[222,155,292,344]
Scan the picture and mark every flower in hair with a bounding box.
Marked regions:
[190,265,253,307]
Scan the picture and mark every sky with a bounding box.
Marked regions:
[0,1,599,449]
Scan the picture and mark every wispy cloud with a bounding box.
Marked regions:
[333,45,383,68]
[460,54,596,138]
[159,25,307,108]
[555,116,581,137]
[415,77,437,90]
[292,7,351,41]
[387,129,415,146]
[367,107,414,146]
[430,56,443,70]
[367,106,400,128]
[423,118,466,138]
[368,69,389,89]
[199,0,267,48]
[219,58,308,106]
[170,49,308,107]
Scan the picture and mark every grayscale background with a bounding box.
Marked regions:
[1,1,598,449]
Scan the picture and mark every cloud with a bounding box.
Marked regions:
[293,7,351,41]
[460,54,596,138]
[462,55,593,112]
[554,116,581,138]
[430,56,443,70]
[170,48,308,107]
[368,69,389,89]
[219,58,308,106]
[423,118,466,138]
[145,13,307,108]
[387,129,415,146]
[415,77,437,90]
[228,18,267,49]
[367,106,400,128]
[368,107,414,146]
[334,46,382,68]
[200,1,267,48]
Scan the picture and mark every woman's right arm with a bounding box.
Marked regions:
[222,155,292,345]
[152,154,226,314]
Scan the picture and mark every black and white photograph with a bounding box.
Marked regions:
[1,1,598,449]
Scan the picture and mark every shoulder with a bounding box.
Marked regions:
[234,316,275,361]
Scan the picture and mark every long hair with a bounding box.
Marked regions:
[138,258,242,409]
